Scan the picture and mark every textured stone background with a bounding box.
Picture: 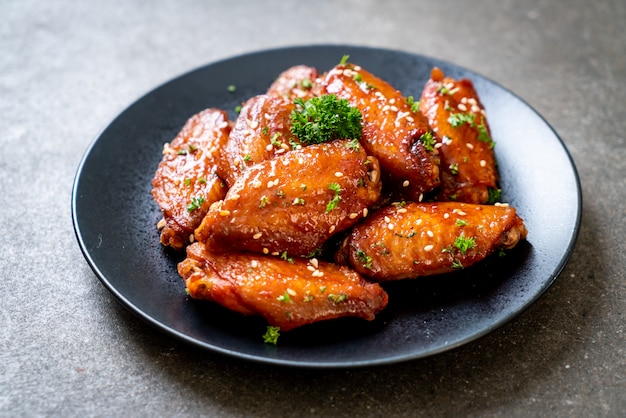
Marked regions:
[1,0,624,416]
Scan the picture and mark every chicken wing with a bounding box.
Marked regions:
[420,68,498,203]
[178,242,388,331]
[195,139,382,257]
[266,65,323,101]
[335,201,527,281]
[323,63,440,200]
[216,94,304,187]
[151,109,230,250]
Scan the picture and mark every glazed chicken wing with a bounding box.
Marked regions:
[151,109,230,250]
[323,63,440,200]
[195,139,382,257]
[335,201,527,281]
[178,242,388,331]
[266,65,323,101]
[216,94,303,187]
[420,68,498,203]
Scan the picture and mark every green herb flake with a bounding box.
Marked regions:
[198,177,207,184]
[259,195,270,208]
[453,234,476,255]
[227,85,236,92]
[328,293,349,304]
[290,95,363,145]
[455,219,467,227]
[448,112,476,128]
[345,138,360,151]
[280,251,294,264]
[406,96,420,112]
[419,131,436,153]
[277,292,292,303]
[449,163,459,175]
[261,126,269,135]
[235,105,242,113]
[487,187,502,204]
[355,249,373,270]
[186,196,205,212]
[301,78,313,89]
[262,326,280,345]
[183,178,192,187]
[451,259,464,269]
[340,54,350,65]
[243,154,252,162]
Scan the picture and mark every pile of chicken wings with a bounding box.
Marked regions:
[151,59,528,334]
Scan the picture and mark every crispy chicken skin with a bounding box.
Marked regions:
[195,139,382,257]
[335,202,527,281]
[216,94,303,187]
[323,63,440,200]
[266,65,323,101]
[178,243,388,331]
[151,109,230,250]
[420,68,498,203]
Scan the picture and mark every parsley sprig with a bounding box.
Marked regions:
[290,95,363,145]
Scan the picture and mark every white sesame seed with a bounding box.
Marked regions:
[406,116,415,122]
[253,232,263,239]
[249,120,259,129]
[390,105,398,112]
[495,202,510,207]
[480,160,487,167]
[419,193,424,202]
[389,98,396,104]
[264,113,272,120]
[157,218,166,230]
[287,288,297,297]
[329,225,336,234]
[468,98,477,105]
[219,210,230,217]
[443,213,450,219]
[251,260,259,268]
[218,121,229,129]
[416,218,423,225]
[363,208,369,217]
[402,180,410,187]
[466,143,474,150]
[271,252,279,256]
[382,105,390,112]
[349,212,359,219]
[334,171,343,177]
[458,103,468,111]
[263,248,269,254]
[354,65,362,71]
[310,258,319,269]
[471,105,481,113]
[307,265,316,272]
[461,97,468,104]
[387,223,394,230]
[427,230,434,237]
[397,208,408,214]
[424,244,434,252]
[189,234,195,243]
[266,144,273,151]
[384,216,391,223]
[252,180,262,189]
[435,143,443,149]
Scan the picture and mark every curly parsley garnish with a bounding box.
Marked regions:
[326,182,342,213]
[354,249,373,270]
[448,112,476,128]
[290,95,363,145]
[453,234,476,255]
[487,187,502,204]
[419,131,436,153]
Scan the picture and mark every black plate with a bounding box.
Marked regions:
[72,45,581,368]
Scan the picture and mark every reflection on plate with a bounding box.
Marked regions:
[72,45,581,368]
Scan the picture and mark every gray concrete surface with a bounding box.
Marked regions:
[1,0,624,416]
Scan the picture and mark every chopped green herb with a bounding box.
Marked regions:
[262,326,280,344]
[320,285,327,293]
[498,248,507,257]
[455,219,468,227]
[453,234,476,255]
[306,247,324,258]
[243,154,252,162]
[227,85,236,92]
[277,292,292,303]
[487,187,502,204]
[300,183,307,191]
[186,196,205,212]
[451,258,464,269]
[235,105,242,113]
[303,293,315,302]
[290,95,363,145]
[353,73,363,83]
[259,195,270,208]
[355,249,373,270]
[437,85,451,95]
[449,163,459,175]
[345,138,360,151]
[301,78,313,89]
[340,54,350,65]
[280,251,294,264]
[328,183,342,193]
[448,112,476,128]
[292,197,306,206]
[419,131,436,153]
[328,293,349,304]
[261,126,269,135]
[477,120,495,148]
[184,178,191,186]
[198,177,207,184]
[326,195,342,213]
[406,96,420,112]
[270,132,283,147]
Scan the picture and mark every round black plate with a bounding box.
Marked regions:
[72,45,581,368]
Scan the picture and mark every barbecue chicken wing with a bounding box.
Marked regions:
[216,94,303,187]
[178,242,388,331]
[335,202,527,281]
[420,68,498,203]
[266,65,323,101]
[323,63,440,200]
[151,109,230,250]
[195,139,382,257]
